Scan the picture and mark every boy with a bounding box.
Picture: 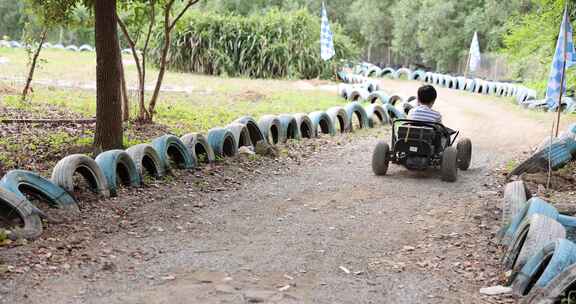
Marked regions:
[408,85,442,123]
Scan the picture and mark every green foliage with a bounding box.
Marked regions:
[151,9,359,79]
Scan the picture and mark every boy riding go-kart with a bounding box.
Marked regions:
[372,85,472,182]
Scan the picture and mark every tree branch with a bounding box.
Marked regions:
[168,0,200,31]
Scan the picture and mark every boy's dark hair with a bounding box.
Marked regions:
[418,85,437,106]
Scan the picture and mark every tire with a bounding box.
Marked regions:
[293,114,314,139]
[522,262,576,304]
[502,214,566,279]
[0,170,79,214]
[95,150,141,197]
[0,186,43,240]
[513,239,576,297]
[456,138,472,170]
[125,144,166,179]
[151,135,195,170]
[207,127,238,158]
[233,116,265,145]
[277,115,299,142]
[441,147,458,182]
[309,111,335,136]
[326,107,350,133]
[364,104,389,127]
[226,123,253,148]
[502,197,560,246]
[344,103,369,131]
[502,181,529,226]
[349,88,369,102]
[180,133,215,164]
[258,115,282,145]
[384,103,406,121]
[367,91,390,104]
[372,141,390,176]
[51,154,110,198]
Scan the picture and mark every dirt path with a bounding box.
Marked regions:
[0,80,564,304]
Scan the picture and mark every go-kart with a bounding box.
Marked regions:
[372,119,472,182]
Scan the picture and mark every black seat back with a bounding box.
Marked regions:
[395,125,436,156]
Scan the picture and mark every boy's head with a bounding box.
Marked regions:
[418,85,437,107]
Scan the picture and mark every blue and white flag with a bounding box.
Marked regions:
[320,2,335,61]
[546,6,576,109]
[469,32,481,72]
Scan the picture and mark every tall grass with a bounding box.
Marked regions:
[150,9,358,79]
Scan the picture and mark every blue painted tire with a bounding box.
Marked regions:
[513,239,576,297]
[309,111,335,136]
[95,150,141,196]
[344,103,369,131]
[0,186,43,240]
[180,133,215,164]
[364,104,389,127]
[293,114,314,139]
[409,70,426,81]
[502,197,560,245]
[368,91,390,104]
[501,181,529,227]
[233,116,265,145]
[349,88,369,102]
[0,170,78,213]
[503,214,565,280]
[207,127,238,158]
[379,68,396,78]
[277,115,299,142]
[151,135,195,170]
[384,103,407,121]
[51,154,110,198]
[125,144,166,179]
[326,107,350,133]
[510,141,573,176]
[521,262,576,303]
[226,123,253,148]
[258,115,282,145]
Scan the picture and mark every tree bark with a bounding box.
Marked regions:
[22,30,47,101]
[94,0,123,152]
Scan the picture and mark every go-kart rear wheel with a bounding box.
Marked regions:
[372,141,390,176]
[457,138,472,170]
[441,146,458,182]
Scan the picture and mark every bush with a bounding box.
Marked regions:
[150,9,359,79]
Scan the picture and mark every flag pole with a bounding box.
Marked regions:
[464,50,471,78]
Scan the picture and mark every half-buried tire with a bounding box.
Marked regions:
[344,103,369,131]
[95,150,141,197]
[0,186,43,240]
[207,127,238,158]
[277,115,299,142]
[0,170,79,215]
[180,133,215,165]
[502,181,529,227]
[326,107,350,134]
[368,91,390,104]
[521,261,576,303]
[226,123,253,149]
[309,111,335,137]
[233,116,265,146]
[364,104,389,127]
[293,114,314,139]
[125,144,166,179]
[51,154,110,198]
[151,135,195,170]
[258,115,281,145]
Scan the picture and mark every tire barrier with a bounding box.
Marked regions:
[501,180,529,227]
[151,135,195,170]
[384,103,407,121]
[521,263,576,304]
[180,133,216,164]
[0,170,79,213]
[226,123,253,148]
[51,154,110,198]
[293,113,314,139]
[277,115,299,142]
[368,91,390,104]
[510,137,574,176]
[258,115,282,145]
[326,107,350,134]
[94,150,141,197]
[125,143,166,179]
[207,127,238,158]
[344,103,369,131]
[364,104,389,127]
[349,87,370,102]
[0,40,96,53]
[233,116,266,145]
[79,44,93,52]
[308,111,335,136]
[0,186,43,240]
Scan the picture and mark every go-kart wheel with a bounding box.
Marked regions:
[457,138,472,170]
[441,146,458,182]
[372,141,390,176]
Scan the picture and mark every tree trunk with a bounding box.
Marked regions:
[93,0,123,152]
[22,30,47,101]
[147,23,170,122]
[118,48,130,121]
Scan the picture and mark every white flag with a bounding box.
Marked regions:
[469,32,481,72]
[320,2,335,61]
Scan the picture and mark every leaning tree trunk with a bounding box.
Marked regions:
[22,30,47,101]
[118,47,130,122]
[93,0,123,152]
